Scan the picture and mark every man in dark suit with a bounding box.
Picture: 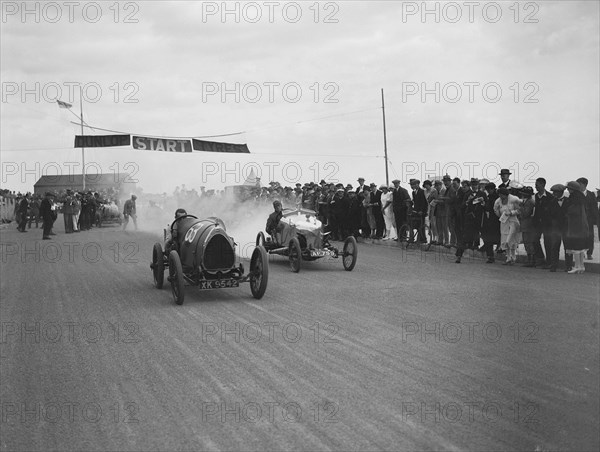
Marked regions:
[39,192,55,240]
[576,178,598,260]
[370,183,384,239]
[533,177,554,268]
[409,179,428,243]
[17,193,29,232]
[391,179,410,237]
[547,184,567,271]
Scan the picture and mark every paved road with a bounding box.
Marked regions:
[1,223,598,451]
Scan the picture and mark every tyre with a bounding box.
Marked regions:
[342,236,358,271]
[256,231,265,247]
[152,242,164,289]
[250,246,269,299]
[398,224,411,249]
[289,237,301,273]
[168,250,185,305]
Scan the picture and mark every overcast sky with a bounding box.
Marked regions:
[1,1,598,194]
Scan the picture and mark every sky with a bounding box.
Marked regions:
[1,0,599,195]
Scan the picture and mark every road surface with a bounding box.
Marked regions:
[1,223,598,451]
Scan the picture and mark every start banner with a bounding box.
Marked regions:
[132,136,192,153]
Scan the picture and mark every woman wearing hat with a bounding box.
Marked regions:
[563,181,589,274]
[493,187,522,265]
[380,185,397,240]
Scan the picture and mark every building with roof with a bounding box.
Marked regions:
[33,173,136,196]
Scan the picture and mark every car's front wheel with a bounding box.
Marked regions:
[289,237,301,273]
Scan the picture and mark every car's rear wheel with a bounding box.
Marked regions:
[289,237,301,273]
[342,236,358,271]
[250,246,269,299]
[168,250,185,305]
[256,231,265,247]
[152,242,164,289]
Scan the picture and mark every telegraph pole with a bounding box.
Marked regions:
[80,85,86,191]
[381,88,389,186]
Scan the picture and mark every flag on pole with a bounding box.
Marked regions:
[56,99,72,109]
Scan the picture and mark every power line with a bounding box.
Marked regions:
[67,107,380,139]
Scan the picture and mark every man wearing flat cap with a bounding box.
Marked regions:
[409,179,427,243]
[498,169,512,189]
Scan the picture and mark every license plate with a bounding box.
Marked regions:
[199,279,240,290]
[310,250,335,257]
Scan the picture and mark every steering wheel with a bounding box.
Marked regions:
[169,214,198,232]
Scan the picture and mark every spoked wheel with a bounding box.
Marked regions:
[256,231,266,247]
[398,225,411,250]
[168,250,185,305]
[289,237,301,273]
[342,236,358,271]
[250,246,269,299]
[152,242,164,289]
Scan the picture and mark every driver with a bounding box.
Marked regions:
[165,208,188,253]
[266,200,285,241]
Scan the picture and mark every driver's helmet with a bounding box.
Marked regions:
[174,208,187,218]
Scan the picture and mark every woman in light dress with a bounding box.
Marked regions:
[380,185,397,240]
[493,187,522,265]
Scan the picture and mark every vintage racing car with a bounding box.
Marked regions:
[95,201,122,227]
[256,208,358,272]
[151,215,268,305]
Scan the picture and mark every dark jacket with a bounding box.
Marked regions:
[583,190,598,226]
[40,198,53,221]
[411,188,428,215]
[534,191,554,229]
[266,210,283,235]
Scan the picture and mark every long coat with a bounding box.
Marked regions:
[519,197,538,243]
[564,190,589,250]
[481,191,500,244]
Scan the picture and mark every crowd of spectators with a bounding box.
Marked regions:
[231,170,599,273]
[4,169,599,273]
